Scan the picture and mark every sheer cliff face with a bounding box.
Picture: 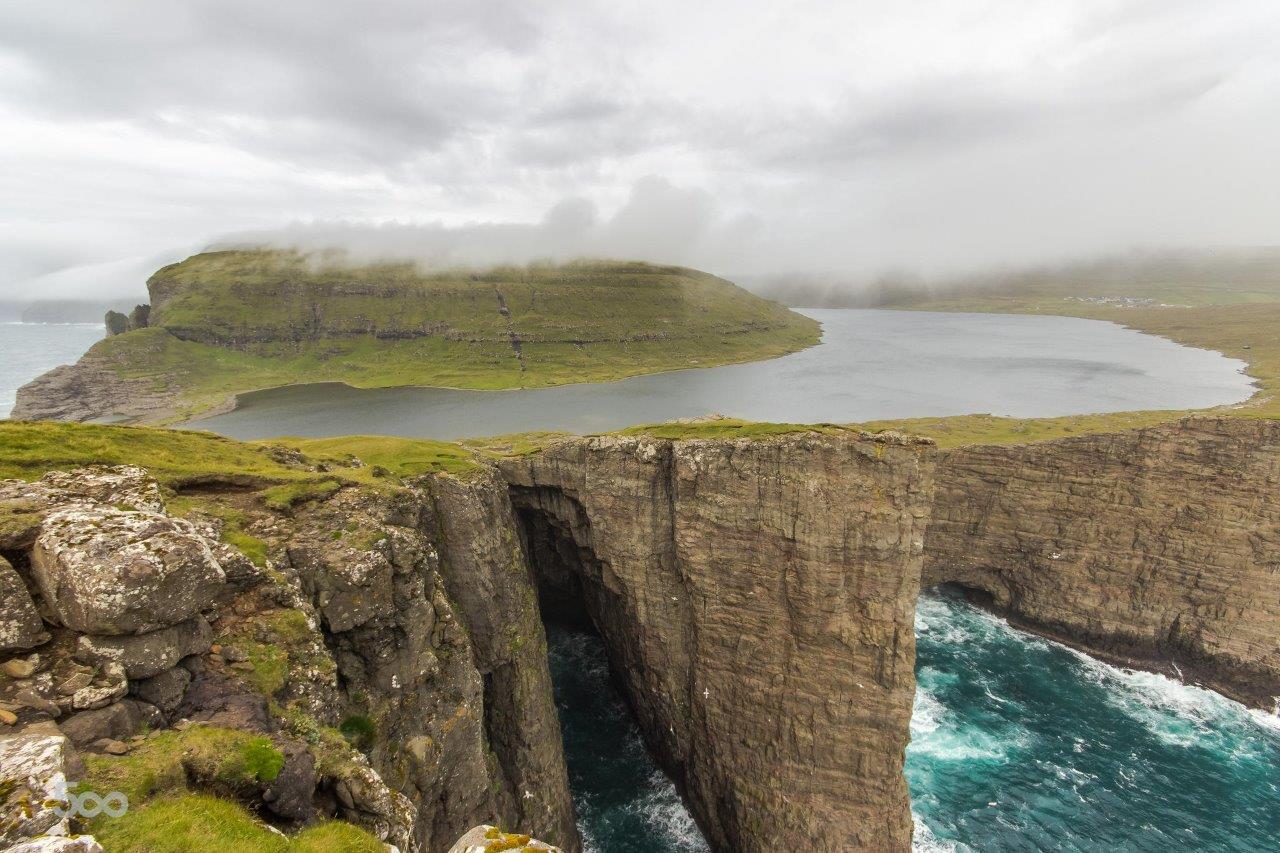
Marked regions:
[285,475,580,852]
[501,432,936,853]
[925,416,1280,708]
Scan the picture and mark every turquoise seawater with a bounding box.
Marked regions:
[546,625,709,853]
[547,591,1280,852]
[909,587,1280,852]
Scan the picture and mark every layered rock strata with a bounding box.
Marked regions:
[501,431,935,852]
[925,415,1280,709]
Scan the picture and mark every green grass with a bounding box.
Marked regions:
[0,420,484,487]
[0,420,318,484]
[92,794,386,853]
[615,418,860,441]
[274,434,481,478]
[80,250,820,423]
[260,479,342,511]
[80,727,284,805]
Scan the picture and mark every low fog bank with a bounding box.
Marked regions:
[214,177,757,274]
[737,247,1280,308]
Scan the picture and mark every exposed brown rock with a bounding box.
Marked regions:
[427,468,579,850]
[10,355,180,423]
[501,430,934,853]
[924,415,1280,709]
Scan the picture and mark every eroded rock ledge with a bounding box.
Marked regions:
[926,415,1280,709]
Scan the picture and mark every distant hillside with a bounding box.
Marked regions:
[13,250,819,424]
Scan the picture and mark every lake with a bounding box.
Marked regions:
[189,308,1254,440]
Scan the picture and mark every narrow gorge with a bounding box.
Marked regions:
[2,414,1278,851]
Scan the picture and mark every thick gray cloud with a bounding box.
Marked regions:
[1,0,1278,297]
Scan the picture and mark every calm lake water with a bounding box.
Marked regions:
[190,308,1254,440]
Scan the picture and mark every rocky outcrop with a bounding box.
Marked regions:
[32,507,226,634]
[6,415,1279,852]
[924,415,1280,709]
[501,430,935,853]
[0,461,584,853]
[9,355,180,423]
[277,479,578,852]
[426,470,579,849]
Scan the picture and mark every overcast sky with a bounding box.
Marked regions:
[2,1,1279,297]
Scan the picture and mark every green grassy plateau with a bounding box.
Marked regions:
[86,250,818,422]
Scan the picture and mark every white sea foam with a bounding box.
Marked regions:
[628,770,710,851]
[911,686,946,736]
[912,811,971,852]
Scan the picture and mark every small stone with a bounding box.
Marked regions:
[2,658,36,679]
[57,671,94,695]
[0,709,16,725]
[209,654,226,665]
[92,738,130,755]
[220,645,248,663]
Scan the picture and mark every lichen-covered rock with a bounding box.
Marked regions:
[0,555,48,652]
[75,617,212,679]
[0,734,73,844]
[0,496,46,550]
[69,662,128,711]
[330,759,417,853]
[286,529,394,633]
[32,507,224,634]
[36,466,166,514]
[448,824,563,853]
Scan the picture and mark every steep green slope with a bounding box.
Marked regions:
[18,250,818,424]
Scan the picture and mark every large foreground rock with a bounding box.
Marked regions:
[449,825,562,852]
[31,507,225,634]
